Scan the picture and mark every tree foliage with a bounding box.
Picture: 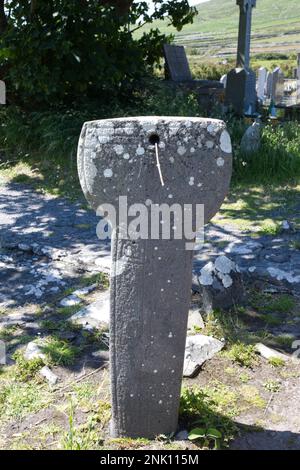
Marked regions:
[0,1,197,107]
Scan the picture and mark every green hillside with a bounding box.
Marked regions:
[142,0,300,57]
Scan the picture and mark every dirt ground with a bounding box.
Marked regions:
[0,181,300,450]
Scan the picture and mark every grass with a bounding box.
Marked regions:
[179,385,238,449]
[41,337,80,366]
[268,357,285,368]
[250,292,296,315]
[2,83,300,198]
[225,343,258,368]
[239,373,251,384]
[239,385,266,409]
[12,351,45,382]
[263,379,281,393]
[275,335,294,349]
[61,399,111,450]
[0,382,51,421]
[265,295,296,314]
[80,272,110,289]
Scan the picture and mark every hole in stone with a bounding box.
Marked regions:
[148,133,160,146]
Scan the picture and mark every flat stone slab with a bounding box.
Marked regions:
[70,291,110,329]
[183,334,224,377]
[255,343,290,362]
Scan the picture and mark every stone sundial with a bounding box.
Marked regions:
[78,116,232,438]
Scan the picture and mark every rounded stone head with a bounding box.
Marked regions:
[78,116,232,226]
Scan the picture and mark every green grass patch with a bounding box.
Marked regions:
[263,380,281,393]
[41,337,80,366]
[239,385,266,409]
[12,351,45,382]
[180,385,238,449]
[275,335,294,348]
[80,272,110,289]
[225,343,258,368]
[262,314,282,326]
[265,295,296,314]
[0,382,51,421]
[61,399,111,450]
[268,357,286,368]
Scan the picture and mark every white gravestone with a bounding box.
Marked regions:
[257,67,267,101]
[0,81,5,105]
[220,74,227,89]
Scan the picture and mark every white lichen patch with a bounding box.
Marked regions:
[190,147,195,153]
[220,130,232,154]
[169,157,175,163]
[189,177,195,186]
[136,146,145,156]
[123,153,130,160]
[98,134,111,144]
[207,123,220,135]
[103,169,113,178]
[169,123,181,136]
[197,137,203,148]
[177,146,186,156]
[124,124,135,135]
[85,130,98,148]
[205,140,214,149]
[114,144,124,155]
[141,121,156,133]
[217,157,225,167]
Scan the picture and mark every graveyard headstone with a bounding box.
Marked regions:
[265,71,273,99]
[271,67,285,105]
[257,66,267,101]
[220,74,227,89]
[226,67,257,115]
[297,54,300,103]
[0,81,6,105]
[163,44,192,82]
[78,117,232,439]
[297,53,300,79]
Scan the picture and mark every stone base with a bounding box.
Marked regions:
[198,255,245,313]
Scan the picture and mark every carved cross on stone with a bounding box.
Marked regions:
[236,0,256,69]
[77,117,232,439]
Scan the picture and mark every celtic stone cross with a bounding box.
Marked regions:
[236,0,256,69]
